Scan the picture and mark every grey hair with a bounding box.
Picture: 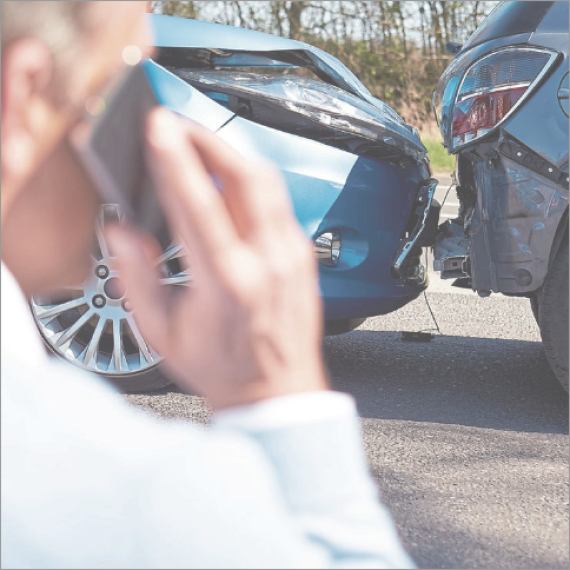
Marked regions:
[1,1,104,102]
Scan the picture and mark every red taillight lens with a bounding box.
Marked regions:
[452,86,527,145]
[451,48,557,149]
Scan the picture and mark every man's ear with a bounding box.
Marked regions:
[1,39,53,189]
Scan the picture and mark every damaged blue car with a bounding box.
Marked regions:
[31,15,440,391]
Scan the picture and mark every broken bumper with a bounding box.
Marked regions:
[391,178,441,284]
[434,138,569,295]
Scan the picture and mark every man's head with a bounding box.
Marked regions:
[1,1,151,296]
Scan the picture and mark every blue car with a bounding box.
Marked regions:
[31,15,439,391]
[433,1,569,390]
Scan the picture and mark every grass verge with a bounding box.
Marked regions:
[422,137,456,174]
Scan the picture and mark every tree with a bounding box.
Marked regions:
[153,0,200,19]
[151,1,497,127]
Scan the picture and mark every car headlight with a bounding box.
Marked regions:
[450,47,559,150]
[175,70,426,161]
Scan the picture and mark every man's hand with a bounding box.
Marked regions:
[107,109,328,409]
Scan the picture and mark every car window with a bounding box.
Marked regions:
[535,0,570,34]
[462,1,553,51]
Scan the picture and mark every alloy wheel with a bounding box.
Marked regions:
[31,205,191,378]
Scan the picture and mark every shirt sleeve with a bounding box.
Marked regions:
[212,391,415,569]
[213,390,357,431]
[3,356,415,569]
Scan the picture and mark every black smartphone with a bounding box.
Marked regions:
[71,61,169,243]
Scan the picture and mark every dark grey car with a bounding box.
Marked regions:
[433,1,569,390]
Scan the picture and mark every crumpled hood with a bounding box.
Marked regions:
[149,14,426,159]
[150,15,367,97]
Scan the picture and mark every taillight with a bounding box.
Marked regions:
[451,48,558,149]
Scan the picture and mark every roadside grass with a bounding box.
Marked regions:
[422,136,456,175]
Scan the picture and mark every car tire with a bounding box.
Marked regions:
[34,299,176,394]
[324,318,367,336]
[38,331,173,393]
[538,238,569,391]
[530,294,540,323]
[97,368,173,393]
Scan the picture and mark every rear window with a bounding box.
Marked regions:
[463,1,553,50]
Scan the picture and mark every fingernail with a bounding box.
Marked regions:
[147,108,178,150]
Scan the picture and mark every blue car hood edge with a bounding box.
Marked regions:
[149,14,426,159]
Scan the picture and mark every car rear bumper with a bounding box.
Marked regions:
[434,136,569,295]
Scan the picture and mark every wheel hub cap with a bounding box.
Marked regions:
[104,277,126,300]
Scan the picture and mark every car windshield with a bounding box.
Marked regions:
[462,1,553,51]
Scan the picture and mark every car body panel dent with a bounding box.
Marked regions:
[435,140,568,295]
[151,14,370,100]
[150,14,425,156]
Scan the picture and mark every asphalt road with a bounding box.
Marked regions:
[126,191,568,569]
[328,286,568,569]
[127,284,568,569]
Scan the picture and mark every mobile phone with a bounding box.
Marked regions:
[71,61,169,244]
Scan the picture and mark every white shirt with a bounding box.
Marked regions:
[1,262,414,569]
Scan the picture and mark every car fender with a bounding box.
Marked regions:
[144,60,235,131]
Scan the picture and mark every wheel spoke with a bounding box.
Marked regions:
[156,243,185,265]
[54,310,94,348]
[96,205,122,260]
[95,221,110,260]
[126,314,154,363]
[112,318,123,373]
[83,317,106,367]
[33,297,88,321]
[159,271,193,287]
[59,283,89,292]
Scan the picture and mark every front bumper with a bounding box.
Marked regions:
[217,114,436,321]
[391,178,440,284]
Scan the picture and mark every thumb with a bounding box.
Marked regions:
[106,224,169,353]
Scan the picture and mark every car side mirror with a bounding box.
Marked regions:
[445,41,463,55]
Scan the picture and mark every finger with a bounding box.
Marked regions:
[146,108,239,272]
[181,122,298,243]
[183,123,317,285]
[106,224,169,352]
